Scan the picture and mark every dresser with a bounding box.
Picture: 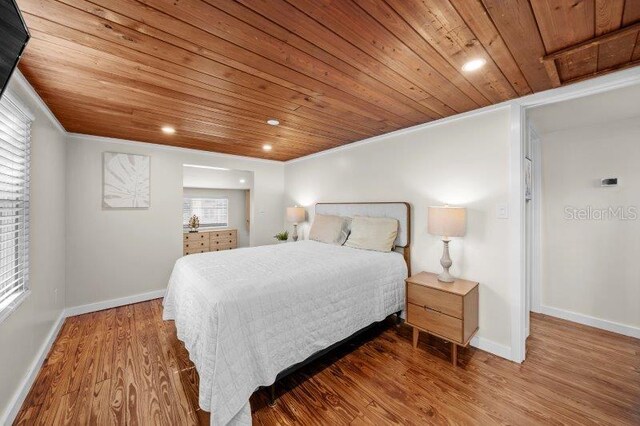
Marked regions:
[406,271,479,366]
[183,229,238,255]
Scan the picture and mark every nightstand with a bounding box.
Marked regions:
[406,271,479,366]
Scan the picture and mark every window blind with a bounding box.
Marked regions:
[183,198,229,228]
[0,94,31,317]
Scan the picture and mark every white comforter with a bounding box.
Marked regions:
[163,240,407,425]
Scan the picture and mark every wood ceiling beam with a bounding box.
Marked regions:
[543,21,640,62]
[541,21,640,85]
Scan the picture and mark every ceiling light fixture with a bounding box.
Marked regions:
[161,126,175,134]
[461,58,486,72]
[263,144,272,151]
[266,119,280,126]
[239,178,246,183]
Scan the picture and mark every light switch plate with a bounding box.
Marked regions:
[496,204,509,219]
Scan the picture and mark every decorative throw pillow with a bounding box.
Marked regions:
[308,214,350,245]
[344,216,398,252]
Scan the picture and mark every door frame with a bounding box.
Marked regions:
[508,66,640,363]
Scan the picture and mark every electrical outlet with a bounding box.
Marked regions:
[54,288,58,305]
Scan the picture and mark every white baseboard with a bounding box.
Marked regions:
[539,305,640,339]
[1,311,66,425]
[470,335,512,361]
[64,289,166,317]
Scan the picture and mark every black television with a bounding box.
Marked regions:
[0,0,30,100]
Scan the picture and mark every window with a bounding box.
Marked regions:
[0,93,31,321]
[183,197,228,228]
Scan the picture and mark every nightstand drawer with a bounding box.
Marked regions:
[407,302,462,343]
[407,283,462,318]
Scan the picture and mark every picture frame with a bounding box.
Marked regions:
[103,152,150,209]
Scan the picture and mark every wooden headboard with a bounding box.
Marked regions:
[314,202,412,274]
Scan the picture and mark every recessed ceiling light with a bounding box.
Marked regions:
[161,126,175,134]
[461,58,486,72]
[239,178,246,183]
[266,119,280,126]
[263,144,272,151]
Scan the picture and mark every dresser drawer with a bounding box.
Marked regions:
[184,248,208,256]
[407,283,462,318]
[211,237,236,247]
[407,302,462,344]
[211,243,235,251]
[183,232,208,242]
[183,240,209,250]
[210,230,237,240]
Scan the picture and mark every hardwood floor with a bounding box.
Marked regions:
[14,299,640,425]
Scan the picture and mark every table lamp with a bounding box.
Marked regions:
[286,206,305,241]
[428,206,467,282]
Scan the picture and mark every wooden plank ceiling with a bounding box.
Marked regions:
[16,0,640,161]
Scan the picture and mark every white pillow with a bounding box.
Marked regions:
[344,216,398,252]
[308,214,350,245]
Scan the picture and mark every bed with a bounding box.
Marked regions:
[163,202,411,425]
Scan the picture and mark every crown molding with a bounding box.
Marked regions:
[286,102,513,164]
[67,133,285,165]
[8,70,65,133]
[287,66,640,164]
[10,64,640,164]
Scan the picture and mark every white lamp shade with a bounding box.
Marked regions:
[287,206,305,223]
[428,206,466,238]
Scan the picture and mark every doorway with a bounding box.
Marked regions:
[182,164,254,249]
[523,83,640,348]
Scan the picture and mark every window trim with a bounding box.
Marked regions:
[0,87,34,324]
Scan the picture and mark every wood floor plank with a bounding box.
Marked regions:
[14,300,640,425]
[12,405,41,426]
[88,379,112,425]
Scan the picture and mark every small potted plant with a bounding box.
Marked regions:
[188,215,200,233]
[274,230,289,243]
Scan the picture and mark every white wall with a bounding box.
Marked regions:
[183,188,250,248]
[540,116,640,332]
[285,108,513,354]
[65,135,284,308]
[182,166,253,190]
[0,77,67,421]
